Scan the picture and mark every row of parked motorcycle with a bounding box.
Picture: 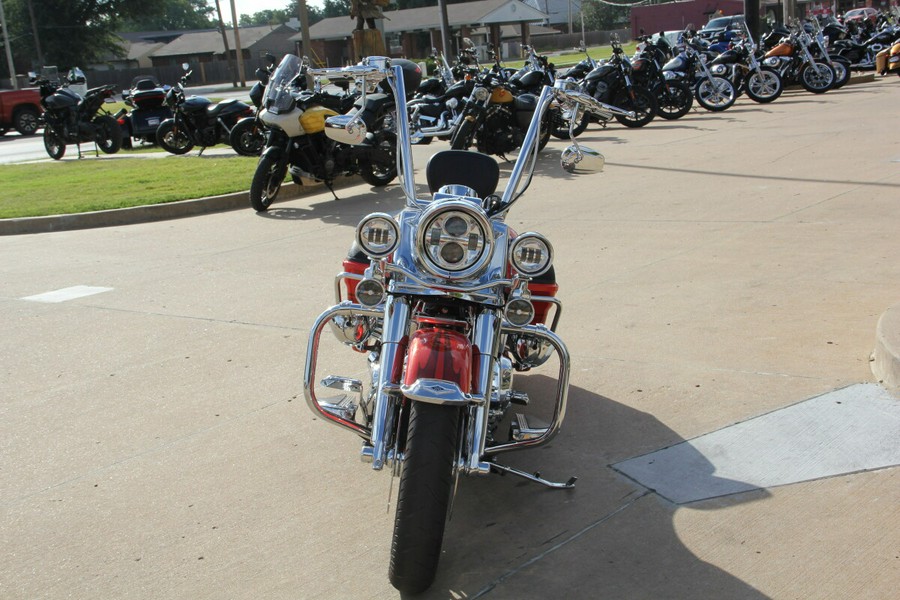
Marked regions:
[240,12,900,212]
[30,10,898,170]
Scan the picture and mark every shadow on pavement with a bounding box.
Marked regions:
[409,378,770,599]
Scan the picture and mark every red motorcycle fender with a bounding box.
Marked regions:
[403,328,473,393]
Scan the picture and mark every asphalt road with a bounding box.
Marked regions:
[2,79,899,599]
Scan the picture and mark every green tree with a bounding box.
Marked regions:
[239,9,292,27]
[117,0,216,31]
[582,0,630,32]
[3,0,163,74]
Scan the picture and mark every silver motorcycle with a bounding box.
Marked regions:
[303,57,608,593]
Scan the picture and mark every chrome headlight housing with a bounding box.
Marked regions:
[509,233,553,277]
[356,213,400,258]
[416,200,493,280]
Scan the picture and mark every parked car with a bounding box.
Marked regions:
[842,8,879,23]
[0,88,43,136]
[699,15,746,41]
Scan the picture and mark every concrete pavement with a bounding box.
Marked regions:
[1,78,899,599]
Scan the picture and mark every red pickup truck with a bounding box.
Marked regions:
[0,88,43,136]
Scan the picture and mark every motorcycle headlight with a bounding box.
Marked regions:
[509,233,552,277]
[356,213,400,258]
[417,200,492,279]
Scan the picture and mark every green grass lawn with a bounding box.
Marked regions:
[0,154,259,219]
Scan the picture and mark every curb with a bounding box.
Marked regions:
[872,303,900,392]
[0,177,360,236]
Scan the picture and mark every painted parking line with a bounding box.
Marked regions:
[21,286,114,303]
[613,383,900,504]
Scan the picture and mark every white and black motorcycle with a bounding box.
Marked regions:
[303,58,607,593]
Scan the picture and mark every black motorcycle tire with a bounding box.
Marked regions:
[654,80,693,120]
[695,76,737,112]
[799,61,835,93]
[230,118,265,157]
[249,154,287,212]
[94,115,123,155]
[830,58,851,89]
[744,67,783,103]
[613,87,657,128]
[358,132,398,187]
[550,108,590,139]
[449,118,475,150]
[13,106,41,136]
[389,401,460,595]
[43,127,65,160]
[157,121,195,155]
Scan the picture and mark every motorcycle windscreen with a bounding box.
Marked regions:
[404,328,473,393]
[264,54,302,114]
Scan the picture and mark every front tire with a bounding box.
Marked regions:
[800,61,835,93]
[43,127,65,160]
[230,117,265,156]
[613,87,657,128]
[695,76,736,112]
[449,118,475,150]
[744,67,783,103]
[830,58,851,89]
[249,154,287,212]
[654,80,693,120]
[157,121,194,155]
[550,105,590,138]
[389,401,460,594]
[94,115,123,155]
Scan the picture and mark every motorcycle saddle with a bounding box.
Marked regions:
[426,150,499,200]
[207,99,240,116]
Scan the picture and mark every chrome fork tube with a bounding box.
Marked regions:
[465,310,501,475]
[369,295,410,470]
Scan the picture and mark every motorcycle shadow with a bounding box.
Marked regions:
[257,181,408,225]
[420,376,771,600]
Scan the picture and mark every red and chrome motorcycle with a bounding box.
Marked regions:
[303,59,607,593]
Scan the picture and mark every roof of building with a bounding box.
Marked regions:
[300,0,549,41]
[152,24,295,57]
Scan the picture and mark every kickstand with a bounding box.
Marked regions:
[326,181,340,201]
[198,146,205,156]
[490,461,577,489]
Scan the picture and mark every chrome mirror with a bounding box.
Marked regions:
[561,145,605,175]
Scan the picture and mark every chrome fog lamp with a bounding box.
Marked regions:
[355,278,385,307]
[504,297,534,326]
[356,213,400,258]
[509,233,553,277]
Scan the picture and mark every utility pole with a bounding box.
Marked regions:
[214,0,237,86]
[229,0,246,86]
[27,0,43,66]
[297,0,312,85]
[0,0,16,89]
[438,0,452,61]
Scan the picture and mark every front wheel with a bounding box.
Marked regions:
[744,67,783,103]
[43,127,66,160]
[389,401,460,594]
[613,87,657,128]
[94,115,123,155]
[230,117,265,156]
[829,58,851,89]
[249,153,287,212]
[157,120,194,155]
[695,76,736,112]
[449,118,475,150]
[799,61,835,93]
[654,79,693,120]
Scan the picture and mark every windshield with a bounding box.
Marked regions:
[704,16,742,30]
[264,54,302,114]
